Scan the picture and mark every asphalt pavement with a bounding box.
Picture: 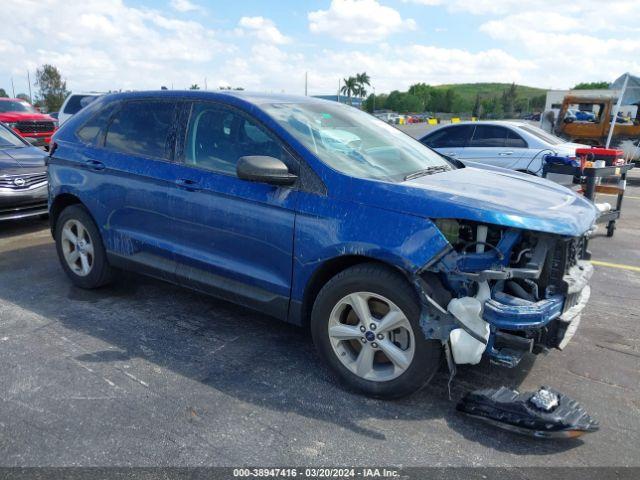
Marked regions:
[0,174,638,467]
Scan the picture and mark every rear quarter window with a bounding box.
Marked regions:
[76,104,118,145]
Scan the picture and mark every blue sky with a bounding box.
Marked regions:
[1,0,639,98]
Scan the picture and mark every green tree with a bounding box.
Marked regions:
[530,93,546,110]
[189,84,200,90]
[365,92,387,113]
[340,76,357,106]
[0,88,8,97]
[472,93,481,118]
[408,83,431,111]
[16,93,31,103]
[34,64,69,112]
[501,82,518,117]
[355,72,371,105]
[573,81,609,90]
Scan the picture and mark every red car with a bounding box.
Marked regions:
[0,98,57,147]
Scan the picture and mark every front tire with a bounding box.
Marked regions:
[311,263,442,399]
[55,205,114,289]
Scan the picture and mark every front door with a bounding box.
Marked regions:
[170,101,298,319]
[461,124,527,169]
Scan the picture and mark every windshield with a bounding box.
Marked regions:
[0,124,26,148]
[0,100,36,113]
[263,101,451,182]
[517,124,565,145]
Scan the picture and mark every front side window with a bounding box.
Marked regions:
[469,125,510,148]
[104,101,176,159]
[185,103,286,175]
[263,101,452,182]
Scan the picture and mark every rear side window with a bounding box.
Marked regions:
[63,95,98,115]
[105,101,177,159]
[76,104,117,145]
[422,125,473,148]
[469,125,510,148]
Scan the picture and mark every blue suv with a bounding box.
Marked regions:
[48,91,597,398]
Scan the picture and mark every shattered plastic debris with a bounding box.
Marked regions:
[457,386,599,438]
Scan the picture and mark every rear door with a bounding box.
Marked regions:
[80,99,183,281]
[420,125,474,159]
[462,124,528,169]
[169,101,299,319]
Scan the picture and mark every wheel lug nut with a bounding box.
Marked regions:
[359,325,366,333]
[361,337,367,343]
[377,333,383,340]
[371,342,378,348]
[369,323,377,330]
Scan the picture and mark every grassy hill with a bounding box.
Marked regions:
[433,82,546,103]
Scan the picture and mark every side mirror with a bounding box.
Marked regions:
[237,156,297,186]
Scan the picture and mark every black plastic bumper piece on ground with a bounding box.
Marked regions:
[457,386,599,438]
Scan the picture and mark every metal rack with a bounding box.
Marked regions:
[542,163,634,237]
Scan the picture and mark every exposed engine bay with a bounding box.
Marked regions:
[416,219,593,369]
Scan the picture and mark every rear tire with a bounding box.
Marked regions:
[311,263,442,399]
[55,205,114,289]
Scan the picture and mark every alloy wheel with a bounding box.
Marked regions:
[61,219,95,277]
[327,291,415,382]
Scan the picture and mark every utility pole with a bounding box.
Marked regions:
[27,70,32,103]
[337,78,340,102]
[372,86,376,112]
[204,77,207,90]
[10,77,15,97]
[304,72,308,96]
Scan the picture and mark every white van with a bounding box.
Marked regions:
[58,93,103,125]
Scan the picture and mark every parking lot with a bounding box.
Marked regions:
[0,174,638,467]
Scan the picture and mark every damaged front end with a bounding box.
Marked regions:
[415,219,593,370]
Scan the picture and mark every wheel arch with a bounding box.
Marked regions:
[49,193,83,236]
[297,255,413,328]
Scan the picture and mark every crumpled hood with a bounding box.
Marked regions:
[0,146,47,169]
[350,166,598,237]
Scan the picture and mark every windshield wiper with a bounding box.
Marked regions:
[404,165,451,181]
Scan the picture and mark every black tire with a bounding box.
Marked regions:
[55,204,114,289]
[606,221,616,237]
[311,263,442,399]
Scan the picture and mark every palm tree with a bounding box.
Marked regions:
[340,77,357,106]
[355,72,371,106]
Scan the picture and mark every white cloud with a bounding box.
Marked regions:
[238,16,290,45]
[309,0,416,44]
[170,0,202,13]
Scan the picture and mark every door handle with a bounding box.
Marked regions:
[498,151,514,156]
[83,159,105,171]
[175,178,201,192]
